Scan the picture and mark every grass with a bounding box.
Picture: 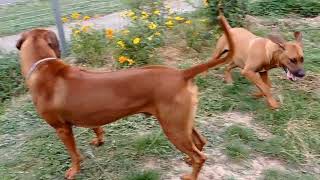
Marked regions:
[123,170,160,180]
[0,8,320,180]
[263,169,317,180]
[0,0,124,36]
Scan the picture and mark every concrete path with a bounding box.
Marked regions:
[0,0,201,52]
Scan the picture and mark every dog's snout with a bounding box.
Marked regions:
[295,69,305,77]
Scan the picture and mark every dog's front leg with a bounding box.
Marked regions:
[56,126,82,179]
[241,70,279,109]
[253,71,272,98]
[90,127,104,146]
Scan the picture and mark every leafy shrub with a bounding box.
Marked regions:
[124,170,160,180]
[0,53,25,111]
[207,0,248,27]
[70,24,110,67]
[225,140,250,159]
[113,10,166,67]
[249,0,320,17]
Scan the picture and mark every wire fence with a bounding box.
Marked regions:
[0,0,124,37]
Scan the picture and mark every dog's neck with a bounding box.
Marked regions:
[271,49,283,68]
[20,40,57,78]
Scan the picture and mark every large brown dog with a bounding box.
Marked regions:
[16,16,234,180]
[211,22,305,109]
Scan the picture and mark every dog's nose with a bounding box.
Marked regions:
[295,69,305,77]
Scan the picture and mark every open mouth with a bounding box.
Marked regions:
[283,67,297,81]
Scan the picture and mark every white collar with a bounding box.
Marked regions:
[26,57,57,79]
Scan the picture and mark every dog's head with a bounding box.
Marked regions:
[268,32,304,81]
[16,29,61,58]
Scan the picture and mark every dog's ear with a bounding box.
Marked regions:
[294,31,303,47]
[16,32,27,50]
[268,34,286,50]
[45,30,61,58]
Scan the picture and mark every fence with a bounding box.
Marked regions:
[0,0,124,53]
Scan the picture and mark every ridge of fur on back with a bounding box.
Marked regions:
[182,15,235,80]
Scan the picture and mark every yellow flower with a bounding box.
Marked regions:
[127,59,135,65]
[126,11,135,17]
[147,36,153,41]
[133,37,141,44]
[203,0,209,7]
[154,32,161,36]
[117,41,126,49]
[167,16,173,20]
[105,28,113,39]
[175,16,185,21]
[141,11,149,19]
[165,20,174,27]
[81,25,90,33]
[148,22,157,30]
[131,16,138,20]
[71,12,81,20]
[73,30,80,35]
[122,29,130,35]
[83,16,90,21]
[61,17,69,23]
[118,56,128,64]
[185,20,192,24]
[153,10,160,15]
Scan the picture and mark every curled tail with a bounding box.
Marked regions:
[182,15,235,80]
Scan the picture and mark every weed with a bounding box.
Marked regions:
[263,169,317,180]
[225,140,250,160]
[123,170,160,180]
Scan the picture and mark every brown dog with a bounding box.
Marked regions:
[211,21,305,109]
[16,16,234,180]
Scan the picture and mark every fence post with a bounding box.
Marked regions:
[51,0,67,56]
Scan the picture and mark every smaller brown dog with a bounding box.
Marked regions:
[211,22,305,109]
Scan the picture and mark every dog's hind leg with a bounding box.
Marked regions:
[185,128,207,166]
[56,125,82,179]
[90,127,104,146]
[224,62,237,84]
[192,128,207,151]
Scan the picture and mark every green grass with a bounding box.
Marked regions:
[1,9,320,179]
[225,140,251,160]
[0,100,175,179]
[263,169,317,180]
[0,0,124,36]
[123,170,160,180]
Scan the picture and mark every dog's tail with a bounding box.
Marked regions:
[182,15,234,80]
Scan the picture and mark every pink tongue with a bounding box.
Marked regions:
[287,71,297,81]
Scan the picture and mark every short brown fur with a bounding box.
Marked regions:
[210,21,305,109]
[16,16,234,179]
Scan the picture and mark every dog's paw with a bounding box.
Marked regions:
[90,138,104,147]
[65,167,79,180]
[268,99,280,109]
[181,174,194,180]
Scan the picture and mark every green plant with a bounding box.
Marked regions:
[224,125,258,144]
[207,0,248,27]
[123,170,160,180]
[70,25,110,67]
[132,131,173,156]
[225,140,250,159]
[249,0,320,18]
[0,53,25,113]
[112,3,170,68]
[263,169,317,180]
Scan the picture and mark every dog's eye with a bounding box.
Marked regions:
[290,58,297,64]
